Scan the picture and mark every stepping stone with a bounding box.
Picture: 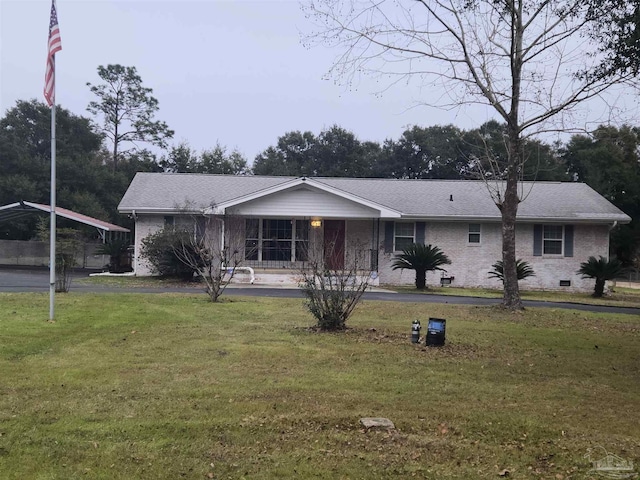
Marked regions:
[360,417,395,430]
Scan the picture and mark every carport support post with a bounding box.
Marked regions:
[49,102,56,321]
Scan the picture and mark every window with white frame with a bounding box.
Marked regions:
[394,222,415,251]
[543,225,563,255]
[244,219,309,262]
[468,223,481,244]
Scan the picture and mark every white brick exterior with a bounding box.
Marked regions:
[377,221,611,292]
[133,215,165,276]
[133,214,611,292]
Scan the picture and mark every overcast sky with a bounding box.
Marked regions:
[1,0,636,165]
[0,0,502,163]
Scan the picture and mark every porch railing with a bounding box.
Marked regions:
[244,249,379,272]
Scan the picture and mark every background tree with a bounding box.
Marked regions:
[561,125,640,265]
[253,126,380,177]
[462,121,567,182]
[305,0,636,309]
[373,125,471,179]
[198,144,250,175]
[312,125,374,176]
[0,100,103,239]
[159,142,198,173]
[253,131,317,176]
[87,64,174,171]
[161,142,250,175]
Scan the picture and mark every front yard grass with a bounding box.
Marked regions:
[390,284,640,308]
[0,293,638,479]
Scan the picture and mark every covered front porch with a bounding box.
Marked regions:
[226,217,382,286]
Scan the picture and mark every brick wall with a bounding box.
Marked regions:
[378,221,611,292]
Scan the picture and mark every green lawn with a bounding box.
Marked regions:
[0,293,638,479]
[390,284,640,308]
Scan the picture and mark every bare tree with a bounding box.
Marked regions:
[171,214,246,302]
[304,0,636,309]
[299,239,371,330]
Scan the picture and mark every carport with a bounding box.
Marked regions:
[0,200,130,241]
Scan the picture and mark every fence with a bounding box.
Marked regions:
[0,240,109,269]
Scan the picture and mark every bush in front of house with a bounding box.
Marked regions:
[488,259,535,283]
[577,256,625,298]
[391,243,451,290]
[140,227,198,279]
[299,242,370,331]
[95,239,132,273]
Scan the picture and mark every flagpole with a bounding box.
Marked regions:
[45,0,61,321]
[50,92,56,321]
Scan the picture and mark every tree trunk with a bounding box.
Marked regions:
[501,180,523,309]
[501,1,524,311]
[415,269,427,290]
[593,278,605,298]
[501,122,524,310]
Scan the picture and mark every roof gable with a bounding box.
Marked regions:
[208,177,401,218]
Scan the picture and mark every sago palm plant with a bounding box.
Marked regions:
[488,259,535,283]
[391,243,451,290]
[577,256,624,297]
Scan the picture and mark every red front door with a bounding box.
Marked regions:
[324,220,345,270]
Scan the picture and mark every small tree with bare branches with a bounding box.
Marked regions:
[170,214,245,302]
[299,240,371,330]
[141,213,246,302]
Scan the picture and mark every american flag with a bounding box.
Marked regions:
[44,0,62,107]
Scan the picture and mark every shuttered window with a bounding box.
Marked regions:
[394,223,415,251]
[533,224,574,257]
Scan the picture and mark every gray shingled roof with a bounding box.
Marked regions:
[118,173,630,223]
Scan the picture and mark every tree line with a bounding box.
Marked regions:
[0,65,638,266]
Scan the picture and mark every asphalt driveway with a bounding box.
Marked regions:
[1,266,639,316]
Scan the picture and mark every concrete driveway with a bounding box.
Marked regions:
[1,266,639,316]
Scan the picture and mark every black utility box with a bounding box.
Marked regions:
[426,318,446,347]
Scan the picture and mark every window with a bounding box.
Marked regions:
[245,219,259,261]
[295,220,309,261]
[394,223,415,251]
[244,218,309,262]
[543,225,563,255]
[262,219,292,261]
[468,224,481,244]
[163,215,175,226]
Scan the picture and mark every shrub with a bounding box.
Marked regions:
[488,259,535,283]
[140,227,197,279]
[577,256,625,297]
[391,244,451,290]
[95,239,132,273]
[299,242,369,330]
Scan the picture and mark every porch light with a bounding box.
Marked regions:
[311,219,322,228]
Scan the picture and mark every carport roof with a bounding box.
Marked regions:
[0,201,130,232]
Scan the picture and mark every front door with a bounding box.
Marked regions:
[324,220,345,270]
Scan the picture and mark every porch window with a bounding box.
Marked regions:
[244,218,310,262]
[394,222,415,251]
[263,219,292,261]
[543,225,563,255]
[245,219,259,261]
[295,220,309,261]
